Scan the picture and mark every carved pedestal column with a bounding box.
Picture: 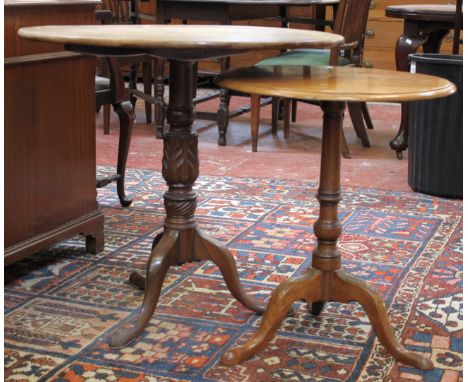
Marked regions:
[109,60,265,349]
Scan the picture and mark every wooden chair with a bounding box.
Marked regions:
[99,0,153,134]
[249,0,373,156]
[95,56,134,207]
[95,10,134,207]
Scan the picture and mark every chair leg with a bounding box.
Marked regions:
[283,98,291,139]
[361,102,374,130]
[113,100,134,207]
[143,61,152,124]
[291,99,297,123]
[347,101,371,148]
[154,58,165,139]
[271,97,279,135]
[340,126,351,159]
[192,62,198,98]
[129,64,138,109]
[217,57,231,146]
[251,94,261,152]
[103,104,111,135]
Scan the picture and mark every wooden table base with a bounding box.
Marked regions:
[220,101,433,371]
[109,60,266,349]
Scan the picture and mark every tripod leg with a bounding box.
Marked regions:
[109,230,178,348]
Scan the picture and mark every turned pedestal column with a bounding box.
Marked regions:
[215,64,455,370]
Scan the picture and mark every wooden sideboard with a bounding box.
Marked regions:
[5,0,104,265]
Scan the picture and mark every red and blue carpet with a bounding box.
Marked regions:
[4,167,462,381]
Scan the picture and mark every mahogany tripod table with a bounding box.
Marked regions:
[18,24,343,348]
[216,65,455,369]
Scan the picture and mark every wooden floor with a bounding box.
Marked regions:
[96,97,411,193]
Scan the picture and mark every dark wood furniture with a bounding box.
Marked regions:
[153,0,339,142]
[95,9,134,207]
[452,0,463,54]
[216,65,455,370]
[18,23,343,348]
[95,56,134,207]
[385,4,458,158]
[4,0,104,266]
[100,0,153,127]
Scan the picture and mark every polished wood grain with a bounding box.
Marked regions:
[5,0,98,58]
[157,0,337,3]
[386,4,457,21]
[18,25,344,59]
[5,1,104,265]
[216,64,454,370]
[216,65,456,102]
[5,0,98,5]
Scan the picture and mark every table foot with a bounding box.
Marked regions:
[334,271,433,370]
[308,301,325,316]
[109,230,178,349]
[110,227,267,350]
[194,228,266,314]
[221,269,433,370]
[389,101,409,159]
[221,269,322,366]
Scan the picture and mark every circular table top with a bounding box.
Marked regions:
[215,66,456,102]
[160,0,338,4]
[386,4,457,22]
[18,25,344,60]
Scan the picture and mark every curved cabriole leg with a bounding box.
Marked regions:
[221,269,322,366]
[109,230,178,348]
[195,228,266,314]
[333,271,434,370]
[390,33,427,157]
[113,100,134,207]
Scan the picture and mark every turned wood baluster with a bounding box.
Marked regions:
[309,101,344,310]
[110,60,266,349]
[162,60,199,234]
[220,101,346,365]
[154,58,166,139]
[221,101,433,370]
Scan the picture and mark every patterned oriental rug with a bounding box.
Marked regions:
[4,167,462,382]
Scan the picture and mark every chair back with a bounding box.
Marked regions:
[330,0,371,66]
[101,0,133,24]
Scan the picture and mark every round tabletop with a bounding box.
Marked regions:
[215,65,456,103]
[160,0,338,4]
[18,25,344,60]
[385,4,457,22]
